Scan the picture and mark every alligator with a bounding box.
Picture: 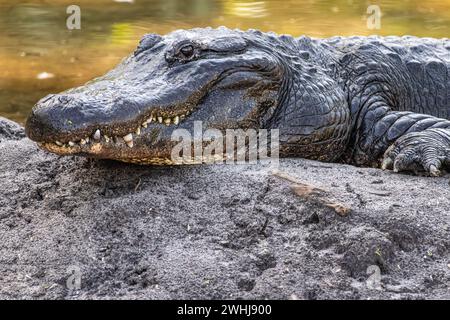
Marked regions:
[25,27,450,175]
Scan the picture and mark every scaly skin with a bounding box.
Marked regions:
[25,28,450,175]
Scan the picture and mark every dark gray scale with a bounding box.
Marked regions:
[381,39,450,120]
[425,58,448,119]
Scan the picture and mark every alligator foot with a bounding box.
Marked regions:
[381,129,450,176]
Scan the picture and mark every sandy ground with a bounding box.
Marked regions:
[0,117,449,300]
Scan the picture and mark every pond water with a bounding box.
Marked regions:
[0,0,449,124]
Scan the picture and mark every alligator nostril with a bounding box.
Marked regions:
[39,94,56,104]
[37,94,74,108]
[56,95,74,104]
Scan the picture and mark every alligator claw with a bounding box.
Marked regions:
[382,129,449,176]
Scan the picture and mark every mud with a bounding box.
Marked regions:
[0,117,448,299]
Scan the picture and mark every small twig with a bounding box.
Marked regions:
[272,170,351,217]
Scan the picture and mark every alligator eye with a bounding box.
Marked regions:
[180,45,194,59]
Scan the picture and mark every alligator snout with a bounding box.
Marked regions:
[26,94,79,142]
[26,91,147,144]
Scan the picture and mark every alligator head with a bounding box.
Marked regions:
[26,27,349,164]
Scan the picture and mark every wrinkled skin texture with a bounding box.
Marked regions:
[26,27,450,175]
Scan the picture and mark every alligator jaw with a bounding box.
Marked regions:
[38,141,179,165]
[38,139,229,165]
[26,28,285,164]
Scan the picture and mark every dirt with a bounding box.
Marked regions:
[0,117,449,300]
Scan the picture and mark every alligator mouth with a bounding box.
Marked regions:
[27,57,277,165]
[27,69,224,151]
[38,104,196,158]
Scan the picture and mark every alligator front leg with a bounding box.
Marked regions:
[353,108,450,176]
[381,128,450,176]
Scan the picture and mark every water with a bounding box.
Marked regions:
[0,0,449,124]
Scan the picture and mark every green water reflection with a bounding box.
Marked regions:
[0,0,449,123]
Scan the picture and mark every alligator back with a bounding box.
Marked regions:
[326,36,450,120]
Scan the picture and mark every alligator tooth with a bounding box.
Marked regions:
[142,121,148,128]
[148,117,153,123]
[80,139,87,145]
[136,127,141,135]
[55,141,63,146]
[123,133,133,143]
[93,129,101,140]
[164,118,171,126]
[157,116,163,124]
[173,116,179,125]
[104,135,110,143]
[123,133,134,148]
[85,137,90,143]
[68,141,76,147]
